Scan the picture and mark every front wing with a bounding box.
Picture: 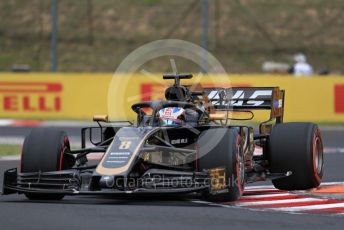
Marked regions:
[2,168,210,196]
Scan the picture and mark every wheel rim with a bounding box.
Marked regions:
[313,136,323,175]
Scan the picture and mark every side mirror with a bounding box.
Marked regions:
[93,114,108,122]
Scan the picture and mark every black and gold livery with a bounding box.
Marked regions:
[3,73,324,202]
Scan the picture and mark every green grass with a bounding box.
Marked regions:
[0,144,21,156]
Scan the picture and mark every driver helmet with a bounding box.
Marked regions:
[158,107,185,125]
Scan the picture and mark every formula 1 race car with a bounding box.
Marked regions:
[3,74,324,202]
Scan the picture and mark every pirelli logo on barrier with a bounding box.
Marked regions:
[335,84,344,114]
[0,82,62,113]
[0,74,343,121]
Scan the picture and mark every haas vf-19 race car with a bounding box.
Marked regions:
[3,74,324,202]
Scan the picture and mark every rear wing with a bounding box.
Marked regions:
[204,87,285,124]
[161,74,284,134]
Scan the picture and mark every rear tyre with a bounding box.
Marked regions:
[198,128,244,202]
[269,122,324,190]
[21,128,73,200]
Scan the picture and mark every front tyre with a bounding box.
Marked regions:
[198,128,244,202]
[269,122,324,190]
[21,128,74,200]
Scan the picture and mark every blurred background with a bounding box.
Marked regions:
[0,0,343,148]
[0,0,343,73]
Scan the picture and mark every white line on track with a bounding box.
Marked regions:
[271,202,344,212]
[245,182,344,189]
[0,120,12,126]
[235,198,321,206]
[0,155,21,161]
[241,193,292,199]
[244,185,275,190]
[190,182,344,215]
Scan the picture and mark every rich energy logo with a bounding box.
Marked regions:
[0,82,62,112]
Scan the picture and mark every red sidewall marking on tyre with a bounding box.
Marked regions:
[312,129,322,184]
[59,136,68,171]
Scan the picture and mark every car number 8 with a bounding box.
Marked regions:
[119,141,132,150]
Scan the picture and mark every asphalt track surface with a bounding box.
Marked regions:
[1,126,344,230]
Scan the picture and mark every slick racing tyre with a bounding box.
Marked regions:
[198,128,244,202]
[21,128,74,200]
[269,122,324,190]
